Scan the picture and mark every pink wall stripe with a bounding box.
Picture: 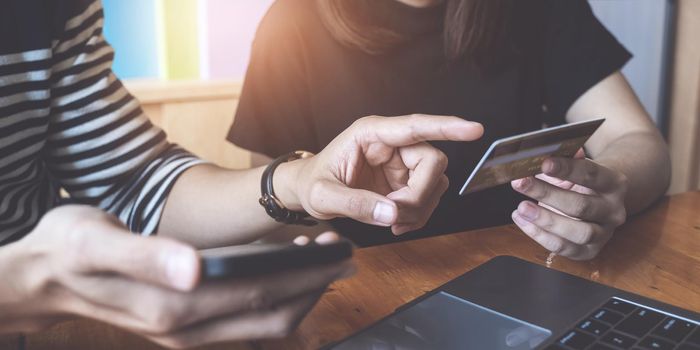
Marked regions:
[201,0,274,80]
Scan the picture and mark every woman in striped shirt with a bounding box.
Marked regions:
[0,0,484,347]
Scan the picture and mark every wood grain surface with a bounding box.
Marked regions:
[8,191,699,350]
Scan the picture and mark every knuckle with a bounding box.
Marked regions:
[586,249,602,260]
[583,164,599,184]
[435,150,448,170]
[408,113,423,122]
[145,305,184,335]
[353,116,369,127]
[532,182,550,199]
[60,212,120,270]
[353,116,378,129]
[575,226,595,245]
[573,249,598,261]
[269,316,296,338]
[436,177,450,195]
[408,121,421,141]
[546,238,565,255]
[611,209,627,227]
[572,198,592,218]
[155,336,191,350]
[525,224,543,240]
[616,173,629,193]
[403,198,422,208]
[441,175,450,188]
[345,195,370,217]
[536,212,555,231]
[283,310,303,334]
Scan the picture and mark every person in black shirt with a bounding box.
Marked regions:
[228,0,671,260]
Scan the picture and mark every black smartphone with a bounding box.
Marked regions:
[199,239,354,279]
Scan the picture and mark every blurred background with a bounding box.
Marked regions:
[103,0,700,193]
[103,0,274,80]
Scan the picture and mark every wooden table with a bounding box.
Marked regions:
[7,192,700,350]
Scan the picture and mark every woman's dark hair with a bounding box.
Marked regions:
[316,0,514,65]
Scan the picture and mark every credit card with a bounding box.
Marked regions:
[459,118,605,195]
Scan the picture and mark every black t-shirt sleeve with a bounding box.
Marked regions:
[543,0,632,125]
[227,0,318,158]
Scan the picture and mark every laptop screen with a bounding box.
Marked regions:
[331,291,552,350]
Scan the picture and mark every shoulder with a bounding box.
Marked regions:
[56,0,100,20]
[255,0,320,44]
[265,0,317,23]
[269,0,315,12]
[0,0,99,54]
[541,0,597,27]
[543,0,592,14]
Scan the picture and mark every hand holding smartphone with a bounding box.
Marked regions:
[199,238,354,280]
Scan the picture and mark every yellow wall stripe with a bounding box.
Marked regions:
[159,0,200,79]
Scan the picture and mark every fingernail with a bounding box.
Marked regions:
[518,202,539,221]
[293,235,310,246]
[543,159,559,174]
[514,177,532,191]
[314,231,339,245]
[373,202,396,226]
[165,248,198,291]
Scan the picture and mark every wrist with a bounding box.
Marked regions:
[272,158,307,212]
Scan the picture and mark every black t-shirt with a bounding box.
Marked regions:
[228,0,631,247]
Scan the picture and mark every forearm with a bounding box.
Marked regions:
[0,243,39,334]
[158,161,305,249]
[592,131,671,215]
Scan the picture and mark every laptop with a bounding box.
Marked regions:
[325,256,700,350]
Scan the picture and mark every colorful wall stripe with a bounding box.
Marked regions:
[102,0,274,80]
[159,0,201,79]
[199,0,272,79]
[102,0,160,79]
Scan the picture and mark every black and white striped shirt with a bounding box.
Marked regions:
[0,0,203,244]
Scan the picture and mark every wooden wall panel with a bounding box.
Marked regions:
[159,99,250,169]
[667,0,700,193]
[124,80,251,169]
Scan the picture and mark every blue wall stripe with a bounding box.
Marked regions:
[102,0,160,79]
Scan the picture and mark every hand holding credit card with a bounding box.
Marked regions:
[459,118,605,195]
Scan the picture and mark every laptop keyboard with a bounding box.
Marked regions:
[545,298,700,350]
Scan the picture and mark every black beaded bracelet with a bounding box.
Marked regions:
[258,151,317,226]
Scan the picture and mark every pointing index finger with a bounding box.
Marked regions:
[361,114,483,147]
